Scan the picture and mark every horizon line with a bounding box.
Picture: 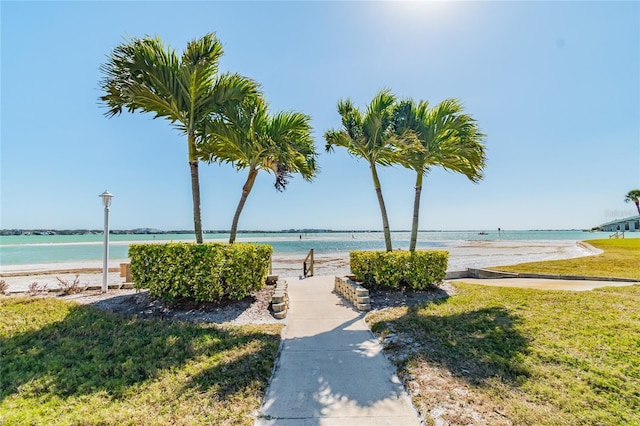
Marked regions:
[1,228,595,234]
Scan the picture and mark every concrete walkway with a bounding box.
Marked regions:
[450,277,636,291]
[256,275,421,426]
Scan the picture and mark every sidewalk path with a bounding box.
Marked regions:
[256,275,421,426]
[450,277,636,291]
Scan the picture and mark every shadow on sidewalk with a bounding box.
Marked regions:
[259,288,419,425]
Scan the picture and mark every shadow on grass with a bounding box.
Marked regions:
[369,286,451,310]
[0,301,280,402]
[374,304,530,385]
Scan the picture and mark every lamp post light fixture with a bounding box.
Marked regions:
[99,190,114,293]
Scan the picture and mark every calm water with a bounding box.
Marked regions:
[0,230,632,266]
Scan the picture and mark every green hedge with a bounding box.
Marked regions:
[129,242,272,302]
[350,250,448,290]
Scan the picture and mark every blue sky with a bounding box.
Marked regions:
[1,1,639,231]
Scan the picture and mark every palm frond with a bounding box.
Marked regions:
[363,90,396,150]
[99,33,259,139]
[394,97,486,182]
[624,189,640,203]
[325,90,398,166]
[337,99,363,141]
[206,73,260,109]
[199,95,317,187]
[181,33,223,70]
[324,129,350,153]
[100,36,182,120]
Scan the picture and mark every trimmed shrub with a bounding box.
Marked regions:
[129,242,272,302]
[350,250,448,290]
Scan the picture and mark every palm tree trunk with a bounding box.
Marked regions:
[229,168,259,244]
[410,173,423,252]
[635,201,640,216]
[370,163,392,251]
[188,133,204,244]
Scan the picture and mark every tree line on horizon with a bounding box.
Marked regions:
[99,33,486,252]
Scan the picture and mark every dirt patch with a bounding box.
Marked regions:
[367,282,514,425]
[400,363,513,426]
[17,284,281,326]
[368,282,456,311]
[0,267,121,278]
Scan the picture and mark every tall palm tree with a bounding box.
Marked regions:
[394,99,486,251]
[200,96,318,243]
[325,90,399,251]
[625,189,640,215]
[99,33,258,243]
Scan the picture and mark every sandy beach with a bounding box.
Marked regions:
[0,240,600,293]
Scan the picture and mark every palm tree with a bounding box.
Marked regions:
[394,99,486,251]
[325,90,399,251]
[625,189,640,215]
[200,96,318,243]
[99,33,258,243]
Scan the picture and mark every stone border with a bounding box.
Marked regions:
[334,276,370,311]
[271,279,289,319]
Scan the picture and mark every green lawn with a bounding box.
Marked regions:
[0,297,282,425]
[367,283,640,425]
[595,284,640,296]
[493,239,640,280]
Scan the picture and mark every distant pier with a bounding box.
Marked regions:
[599,215,640,232]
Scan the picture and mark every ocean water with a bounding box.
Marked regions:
[0,230,633,267]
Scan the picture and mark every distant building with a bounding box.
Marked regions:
[599,215,640,232]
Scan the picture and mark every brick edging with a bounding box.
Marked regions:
[334,276,371,311]
[270,279,289,319]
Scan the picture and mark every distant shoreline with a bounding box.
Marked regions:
[1,228,596,236]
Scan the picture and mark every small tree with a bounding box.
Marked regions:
[624,189,640,215]
[100,33,258,243]
[325,90,399,251]
[394,98,486,251]
[200,96,318,243]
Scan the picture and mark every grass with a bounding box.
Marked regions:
[595,284,640,296]
[0,297,282,425]
[492,239,640,280]
[367,283,640,425]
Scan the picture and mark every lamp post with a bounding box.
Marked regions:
[99,190,114,293]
